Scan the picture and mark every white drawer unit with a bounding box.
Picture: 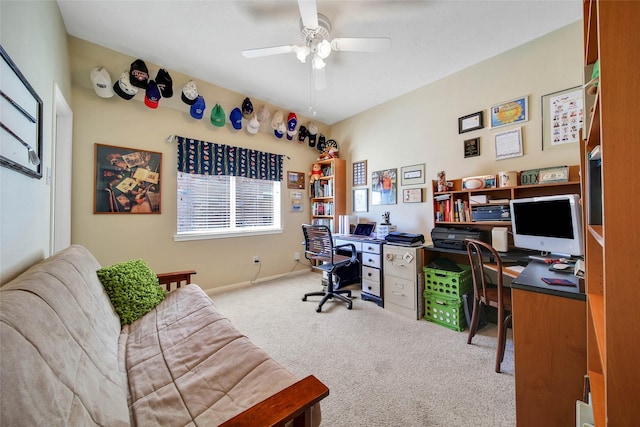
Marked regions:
[360,240,384,306]
[333,235,384,307]
[383,245,424,320]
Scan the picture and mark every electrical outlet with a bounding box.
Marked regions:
[252,255,260,263]
[294,252,300,261]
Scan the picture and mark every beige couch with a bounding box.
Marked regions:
[0,245,327,426]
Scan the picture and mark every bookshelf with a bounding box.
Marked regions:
[310,158,346,233]
[431,166,581,235]
[579,1,640,425]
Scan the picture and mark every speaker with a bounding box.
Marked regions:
[491,227,509,252]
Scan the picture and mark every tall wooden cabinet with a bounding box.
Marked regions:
[580,1,640,424]
[310,158,346,233]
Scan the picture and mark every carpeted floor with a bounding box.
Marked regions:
[210,271,515,426]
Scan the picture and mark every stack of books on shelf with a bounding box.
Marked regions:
[321,165,333,176]
[312,178,333,198]
[312,201,334,216]
[312,218,333,231]
[433,194,470,223]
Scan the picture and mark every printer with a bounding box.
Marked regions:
[431,227,488,250]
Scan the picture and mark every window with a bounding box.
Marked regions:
[176,173,281,240]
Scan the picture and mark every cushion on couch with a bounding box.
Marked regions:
[0,245,130,426]
[97,259,167,325]
[121,284,300,426]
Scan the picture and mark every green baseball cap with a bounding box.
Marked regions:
[210,103,226,127]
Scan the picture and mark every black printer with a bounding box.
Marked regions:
[431,227,488,250]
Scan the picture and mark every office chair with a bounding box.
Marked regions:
[465,238,513,373]
[302,224,357,312]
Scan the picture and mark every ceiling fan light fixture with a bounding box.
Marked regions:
[316,39,332,59]
[312,55,326,70]
[295,45,310,63]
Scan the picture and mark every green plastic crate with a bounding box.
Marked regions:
[423,291,466,332]
[423,264,472,299]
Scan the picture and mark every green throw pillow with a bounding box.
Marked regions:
[97,259,167,325]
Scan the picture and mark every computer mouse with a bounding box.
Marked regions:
[552,263,571,270]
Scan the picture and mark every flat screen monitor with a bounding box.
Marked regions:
[509,194,584,257]
[353,223,375,236]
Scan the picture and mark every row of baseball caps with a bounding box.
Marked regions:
[90,59,334,147]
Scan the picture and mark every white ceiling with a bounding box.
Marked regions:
[57,0,582,125]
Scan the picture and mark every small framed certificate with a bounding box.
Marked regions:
[403,188,423,203]
[458,111,484,133]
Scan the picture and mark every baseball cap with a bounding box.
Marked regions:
[181,80,198,105]
[274,123,286,138]
[242,97,254,119]
[247,115,260,134]
[257,105,271,124]
[144,80,161,109]
[155,69,173,98]
[90,67,114,98]
[129,59,149,89]
[229,107,243,130]
[190,96,206,119]
[307,122,318,148]
[286,112,298,140]
[113,70,139,100]
[297,125,308,144]
[210,103,226,127]
[271,111,284,138]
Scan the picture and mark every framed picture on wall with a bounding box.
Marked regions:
[0,45,43,179]
[352,160,367,186]
[287,171,305,189]
[541,86,583,150]
[403,188,423,203]
[371,168,397,205]
[353,188,368,212]
[400,163,425,186]
[94,143,162,214]
[490,96,528,128]
[494,127,523,160]
[458,111,483,133]
[464,137,480,158]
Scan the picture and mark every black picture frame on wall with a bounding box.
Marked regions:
[464,137,480,158]
[0,45,43,179]
[458,111,483,134]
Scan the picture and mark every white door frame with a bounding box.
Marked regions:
[50,83,73,255]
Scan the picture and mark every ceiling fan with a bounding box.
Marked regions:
[241,0,391,90]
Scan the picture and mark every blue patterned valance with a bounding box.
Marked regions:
[176,136,283,181]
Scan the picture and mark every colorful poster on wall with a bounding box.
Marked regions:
[490,96,528,128]
[548,89,583,146]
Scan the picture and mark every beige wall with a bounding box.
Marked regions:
[331,22,583,240]
[69,38,328,290]
[0,1,71,283]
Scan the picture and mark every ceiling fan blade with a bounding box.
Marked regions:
[298,0,318,29]
[331,37,391,53]
[242,45,297,58]
[314,66,326,91]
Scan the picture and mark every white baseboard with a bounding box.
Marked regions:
[204,268,311,297]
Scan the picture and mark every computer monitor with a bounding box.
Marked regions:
[509,194,584,257]
[353,223,375,237]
